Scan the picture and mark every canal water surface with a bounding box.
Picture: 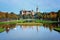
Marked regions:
[0,24,60,40]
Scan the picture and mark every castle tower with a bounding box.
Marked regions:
[36,6,39,12]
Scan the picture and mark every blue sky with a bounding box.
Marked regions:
[0,0,60,14]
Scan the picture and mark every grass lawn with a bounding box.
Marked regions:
[0,21,17,25]
[33,19,57,24]
[0,19,58,25]
[17,19,57,23]
[0,28,5,33]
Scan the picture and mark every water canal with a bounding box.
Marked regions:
[0,23,60,40]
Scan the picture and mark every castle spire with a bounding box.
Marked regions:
[36,6,39,12]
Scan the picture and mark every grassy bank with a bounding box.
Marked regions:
[54,27,60,31]
[17,19,58,24]
[0,21,17,25]
[0,19,58,25]
[17,23,43,26]
[35,19,57,24]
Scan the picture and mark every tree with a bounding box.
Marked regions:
[34,12,42,19]
[5,12,8,21]
[9,12,18,20]
[57,10,60,22]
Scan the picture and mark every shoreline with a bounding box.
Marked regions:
[17,23,43,26]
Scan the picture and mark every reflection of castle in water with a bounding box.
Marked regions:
[21,25,45,32]
[20,25,39,32]
[19,24,58,32]
[0,23,59,33]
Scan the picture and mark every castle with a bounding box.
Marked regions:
[20,6,39,16]
[20,10,34,15]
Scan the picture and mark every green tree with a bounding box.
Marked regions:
[34,12,42,19]
[57,10,60,22]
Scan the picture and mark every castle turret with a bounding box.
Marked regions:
[36,6,39,12]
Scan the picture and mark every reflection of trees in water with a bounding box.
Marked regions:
[0,24,16,33]
[19,23,60,33]
[0,24,59,33]
[43,24,57,32]
[57,23,60,26]
[54,23,60,33]
[19,24,58,32]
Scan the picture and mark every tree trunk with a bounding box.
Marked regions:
[58,18,59,22]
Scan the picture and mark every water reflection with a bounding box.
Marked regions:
[43,24,57,32]
[0,23,60,33]
[0,23,60,40]
[0,24,16,33]
[19,25,40,32]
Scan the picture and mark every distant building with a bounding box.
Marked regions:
[20,6,39,16]
[20,10,34,15]
[20,6,40,19]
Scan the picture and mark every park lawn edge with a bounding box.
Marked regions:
[0,20,58,25]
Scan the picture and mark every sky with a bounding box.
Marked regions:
[0,0,60,14]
